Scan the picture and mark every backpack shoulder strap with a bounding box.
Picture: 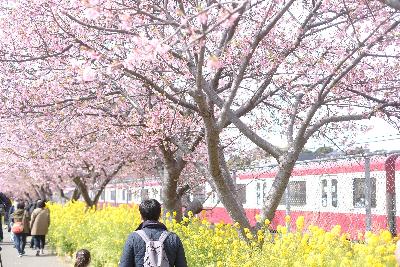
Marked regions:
[135,230,151,244]
[158,231,170,243]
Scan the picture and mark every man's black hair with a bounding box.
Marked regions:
[37,200,45,208]
[139,199,161,221]
[17,202,25,209]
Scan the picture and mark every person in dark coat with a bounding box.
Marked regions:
[119,199,187,267]
[8,202,17,244]
[0,193,12,226]
[8,203,16,231]
[28,201,38,248]
[0,203,4,242]
[12,202,30,257]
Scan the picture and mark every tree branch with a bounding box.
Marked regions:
[305,113,370,139]
[0,44,73,63]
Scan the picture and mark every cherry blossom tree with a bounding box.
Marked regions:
[0,111,140,206]
[0,40,206,215]
[0,0,399,229]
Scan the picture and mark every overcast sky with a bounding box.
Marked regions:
[228,117,400,155]
[354,118,400,152]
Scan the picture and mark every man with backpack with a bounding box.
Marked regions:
[119,199,187,267]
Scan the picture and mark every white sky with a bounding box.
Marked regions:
[352,118,400,151]
[304,118,400,152]
[228,117,400,155]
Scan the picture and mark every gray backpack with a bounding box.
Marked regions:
[136,230,171,267]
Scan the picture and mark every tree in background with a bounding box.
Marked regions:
[0,0,399,228]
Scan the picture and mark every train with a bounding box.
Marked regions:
[92,154,400,237]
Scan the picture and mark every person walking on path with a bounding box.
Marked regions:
[0,245,3,267]
[8,201,17,244]
[30,200,50,256]
[119,199,187,267]
[12,202,30,257]
[0,201,5,243]
[28,200,38,249]
[0,193,11,227]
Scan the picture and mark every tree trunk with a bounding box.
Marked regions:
[73,177,95,207]
[58,187,71,201]
[24,192,32,202]
[261,151,301,221]
[33,185,47,200]
[91,186,106,208]
[41,184,53,201]
[205,127,251,229]
[192,90,251,229]
[71,188,81,201]
[158,140,190,222]
[162,163,186,221]
[32,187,41,200]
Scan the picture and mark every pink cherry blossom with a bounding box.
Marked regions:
[81,66,97,81]
[207,55,223,70]
[198,12,208,25]
[84,7,101,20]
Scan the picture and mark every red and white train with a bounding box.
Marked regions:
[96,154,400,237]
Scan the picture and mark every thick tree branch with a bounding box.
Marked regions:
[305,113,370,139]
[287,93,304,144]
[202,85,282,160]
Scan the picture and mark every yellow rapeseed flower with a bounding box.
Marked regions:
[47,202,398,267]
[295,216,304,231]
[380,230,392,243]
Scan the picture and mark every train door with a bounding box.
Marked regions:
[320,176,338,208]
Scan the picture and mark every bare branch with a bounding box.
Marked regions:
[305,113,370,139]
[0,44,73,63]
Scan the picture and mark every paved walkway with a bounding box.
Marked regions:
[0,229,70,267]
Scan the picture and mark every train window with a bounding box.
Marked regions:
[122,190,126,201]
[127,190,132,202]
[237,184,247,204]
[212,191,217,203]
[111,190,116,201]
[321,179,327,207]
[133,190,140,200]
[353,178,376,208]
[193,185,207,202]
[280,181,306,206]
[331,179,338,207]
[256,183,261,205]
[263,182,267,203]
[152,188,159,198]
[100,190,105,201]
[142,189,149,200]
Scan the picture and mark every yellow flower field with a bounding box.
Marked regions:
[47,202,397,267]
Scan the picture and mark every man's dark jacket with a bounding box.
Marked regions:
[119,220,187,267]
